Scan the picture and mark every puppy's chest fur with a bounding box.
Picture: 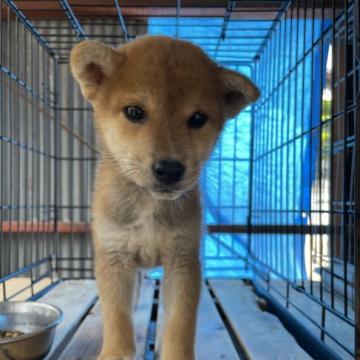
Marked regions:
[93,177,200,268]
[109,210,164,268]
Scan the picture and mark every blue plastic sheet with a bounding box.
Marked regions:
[148,18,331,279]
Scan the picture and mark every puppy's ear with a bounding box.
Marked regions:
[70,40,124,102]
[219,68,260,119]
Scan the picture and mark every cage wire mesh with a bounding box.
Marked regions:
[0,0,359,359]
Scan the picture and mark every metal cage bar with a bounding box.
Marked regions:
[250,0,360,358]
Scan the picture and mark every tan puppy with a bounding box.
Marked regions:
[70,36,259,360]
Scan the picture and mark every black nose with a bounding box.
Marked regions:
[152,159,185,185]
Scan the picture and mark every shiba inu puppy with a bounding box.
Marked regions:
[70,35,259,360]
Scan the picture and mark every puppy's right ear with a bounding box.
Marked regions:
[70,40,124,102]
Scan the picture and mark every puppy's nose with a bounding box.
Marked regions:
[152,159,185,185]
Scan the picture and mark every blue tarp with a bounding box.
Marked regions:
[148,18,331,279]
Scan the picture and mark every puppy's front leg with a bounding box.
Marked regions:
[96,249,136,360]
[161,252,201,360]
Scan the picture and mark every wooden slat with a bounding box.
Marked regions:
[12,1,277,8]
[1,221,90,234]
[57,302,103,360]
[12,8,278,20]
[1,222,334,235]
[2,1,336,20]
[41,280,98,360]
[155,283,239,360]
[58,277,155,360]
[3,1,282,20]
[210,280,312,360]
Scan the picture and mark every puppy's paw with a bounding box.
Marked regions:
[97,355,134,360]
[160,351,194,360]
[160,356,193,360]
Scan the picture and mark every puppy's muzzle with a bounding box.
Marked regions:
[152,159,185,185]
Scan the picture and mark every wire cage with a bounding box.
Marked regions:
[0,0,359,359]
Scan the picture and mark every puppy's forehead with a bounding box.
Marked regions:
[126,37,215,69]
[115,37,219,95]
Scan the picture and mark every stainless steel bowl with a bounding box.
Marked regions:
[0,301,63,360]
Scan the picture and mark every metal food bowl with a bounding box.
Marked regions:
[0,302,63,360]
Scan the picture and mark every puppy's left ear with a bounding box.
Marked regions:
[219,68,260,119]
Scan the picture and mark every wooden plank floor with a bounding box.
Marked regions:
[43,280,98,359]
[155,284,239,360]
[59,277,155,360]
[209,280,312,360]
[43,279,312,360]
[257,279,354,360]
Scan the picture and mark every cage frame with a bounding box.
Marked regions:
[0,0,359,359]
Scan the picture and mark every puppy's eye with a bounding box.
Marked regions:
[188,112,208,129]
[123,106,145,123]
